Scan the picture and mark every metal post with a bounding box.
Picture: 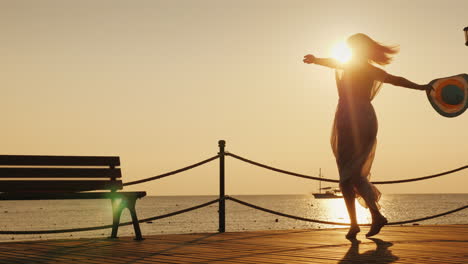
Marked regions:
[218,140,226,233]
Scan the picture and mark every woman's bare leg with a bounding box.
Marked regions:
[340,182,360,239]
[354,183,387,237]
[366,206,387,237]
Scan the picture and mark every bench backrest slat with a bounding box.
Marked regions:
[0,180,123,192]
[0,155,123,193]
[0,155,120,166]
[0,168,121,178]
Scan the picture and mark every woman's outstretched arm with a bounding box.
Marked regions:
[303,54,342,69]
[385,74,431,91]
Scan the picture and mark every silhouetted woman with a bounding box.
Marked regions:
[303,34,431,239]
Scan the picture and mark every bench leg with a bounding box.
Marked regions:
[110,198,125,239]
[127,197,144,241]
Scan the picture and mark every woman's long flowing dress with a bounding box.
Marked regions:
[331,64,384,209]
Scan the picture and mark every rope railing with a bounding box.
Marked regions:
[226,196,468,226]
[227,152,338,183]
[118,146,466,187]
[2,196,465,235]
[2,140,466,236]
[0,198,220,235]
[226,152,468,185]
[123,155,219,186]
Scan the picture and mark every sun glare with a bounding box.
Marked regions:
[323,199,370,226]
[331,42,352,63]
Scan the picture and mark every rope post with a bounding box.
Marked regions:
[218,140,226,233]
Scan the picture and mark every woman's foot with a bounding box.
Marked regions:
[346,225,361,239]
[366,216,387,237]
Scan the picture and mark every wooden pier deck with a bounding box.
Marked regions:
[0,225,466,263]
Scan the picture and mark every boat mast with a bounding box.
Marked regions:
[319,168,322,194]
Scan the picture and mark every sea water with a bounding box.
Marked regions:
[0,194,466,242]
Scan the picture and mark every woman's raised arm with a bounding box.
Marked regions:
[385,74,432,91]
[303,55,342,69]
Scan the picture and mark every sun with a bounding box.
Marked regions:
[331,42,352,63]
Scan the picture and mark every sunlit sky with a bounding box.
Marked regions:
[1,0,467,196]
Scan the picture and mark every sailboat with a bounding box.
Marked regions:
[312,168,342,199]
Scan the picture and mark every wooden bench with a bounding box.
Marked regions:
[0,155,146,240]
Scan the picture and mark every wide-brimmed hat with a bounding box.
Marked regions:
[427,74,468,117]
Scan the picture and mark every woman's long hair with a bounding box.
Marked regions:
[347,33,399,66]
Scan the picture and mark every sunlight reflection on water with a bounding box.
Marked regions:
[322,198,371,226]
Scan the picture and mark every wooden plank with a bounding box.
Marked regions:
[0,225,465,263]
[0,180,123,192]
[0,155,120,166]
[0,191,146,200]
[0,168,122,178]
